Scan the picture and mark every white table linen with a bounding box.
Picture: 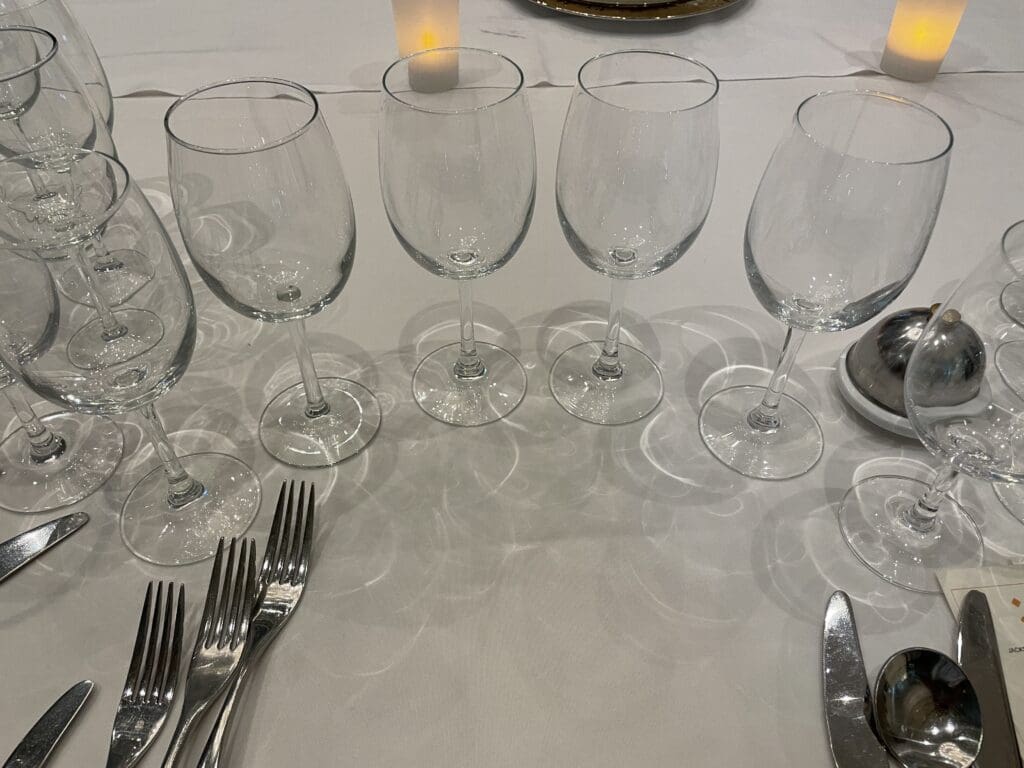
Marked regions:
[69,0,1024,96]
[1,72,1023,766]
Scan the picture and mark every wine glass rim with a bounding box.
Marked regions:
[0,148,129,240]
[164,76,321,156]
[795,89,954,166]
[0,25,56,83]
[1002,219,1024,254]
[382,46,524,114]
[575,49,719,114]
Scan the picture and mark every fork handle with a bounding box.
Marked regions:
[161,709,202,768]
[195,663,253,768]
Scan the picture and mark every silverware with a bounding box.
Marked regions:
[160,537,256,768]
[874,647,982,768]
[197,480,315,768]
[958,589,1023,768]
[0,512,88,584]
[105,581,185,768]
[822,591,889,768]
[3,679,93,768]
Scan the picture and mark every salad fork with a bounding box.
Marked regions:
[197,480,315,768]
[105,581,184,768]
[160,537,256,768]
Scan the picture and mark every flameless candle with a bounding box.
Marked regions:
[880,0,969,81]
[391,0,459,92]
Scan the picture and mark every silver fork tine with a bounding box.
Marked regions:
[124,582,153,700]
[202,540,225,645]
[160,585,184,704]
[286,482,305,582]
[151,583,175,703]
[236,541,257,646]
[141,582,164,700]
[261,485,287,593]
[217,538,238,647]
[227,540,249,648]
[275,481,295,581]
[298,484,315,584]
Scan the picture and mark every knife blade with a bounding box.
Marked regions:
[0,512,89,585]
[2,680,93,768]
[958,589,1023,768]
[822,591,889,768]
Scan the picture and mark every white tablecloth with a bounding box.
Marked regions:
[1,70,1023,766]
[70,0,1024,96]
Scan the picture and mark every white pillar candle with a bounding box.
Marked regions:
[391,0,459,92]
[880,0,969,81]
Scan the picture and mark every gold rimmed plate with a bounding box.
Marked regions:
[524,0,745,21]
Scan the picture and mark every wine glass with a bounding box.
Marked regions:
[379,47,536,426]
[838,233,1024,592]
[0,26,149,310]
[551,50,718,425]
[699,91,953,480]
[0,249,121,512]
[0,149,261,565]
[0,0,113,129]
[165,78,380,467]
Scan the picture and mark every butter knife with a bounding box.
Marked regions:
[3,680,93,767]
[958,589,1023,768]
[0,512,89,585]
[822,591,889,768]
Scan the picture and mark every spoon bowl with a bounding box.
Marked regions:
[874,647,982,768]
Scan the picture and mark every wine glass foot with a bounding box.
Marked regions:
[413,342,526,427]
[58,249,154,307]
[838,474,983,593]
[259,377,381,467]
[549,340,663,425]
[992,481,1024,524]
[994,340,1024,399]
[0,412,122,513]
[698,384,823,480]
[66,308,164,370]
[999,280,1024,326]
[120,452,261,566]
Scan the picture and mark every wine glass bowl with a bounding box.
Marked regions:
[380,47,536,426]
[166,77,380,466]
[700,90,953,480]
[550,50,719,425]
[0,149,260,565]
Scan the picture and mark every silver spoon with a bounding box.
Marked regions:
[874,647,983,768]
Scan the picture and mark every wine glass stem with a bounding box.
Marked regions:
[289,320,329,418]
[901,467,959,534]
[137,403,204,508]
[593,278,627,381]
[454,280,485,380]
[75,240,128,341]
[1,382,66,463]
[747,327,807,431]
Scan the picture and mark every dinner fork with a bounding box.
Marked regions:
[197,480,315,768]
[160,537,257,768]
[105,581,184,768]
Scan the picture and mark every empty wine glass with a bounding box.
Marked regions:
[838,234,1024,592]
[0,248,121,512]
[552,50,718,425]
[380,47,536,426]
[699,91,953,480]
[0,0,113,129]
[165,78,380,467]
[0,149,261,565]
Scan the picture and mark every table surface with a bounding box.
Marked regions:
[1,6,1024,767]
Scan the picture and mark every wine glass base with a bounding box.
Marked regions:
[260,377,381,467]
[993,481,1024,524]
[549,341,663,425]
[120,452,262,566]
[995,341,1024,400]
[413,342,526,427]
[698,384,823,480]
[1000,280,1024,326]
[58,249,154,307]
[838,474,983,593]
[0,411,123,513]
[67,308,164,370]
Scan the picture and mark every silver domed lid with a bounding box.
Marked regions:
[846,304,985,416]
